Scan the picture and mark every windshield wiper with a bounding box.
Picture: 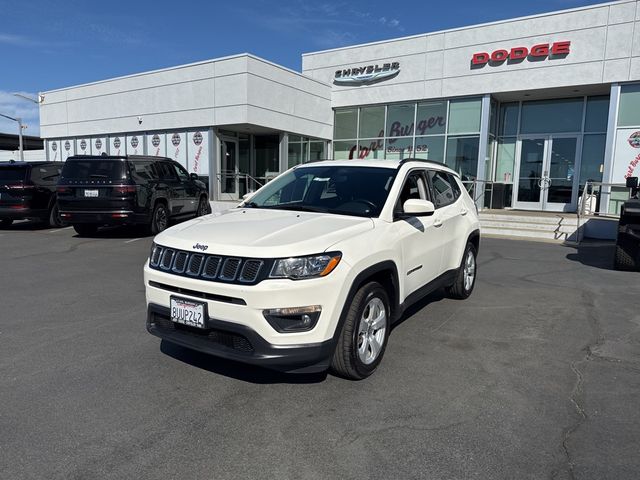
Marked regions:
[268,204,323,213]
[89,174,109,178]
[243,201,260,208]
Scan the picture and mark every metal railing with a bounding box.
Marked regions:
[578,181,630,218]
[215,172,266,201]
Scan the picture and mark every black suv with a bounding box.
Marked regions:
[0,161,65,228]
[615,176,640,270]
[57,155,210,236]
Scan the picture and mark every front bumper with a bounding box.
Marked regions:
[0,206,47,220]
[147,304,335,373]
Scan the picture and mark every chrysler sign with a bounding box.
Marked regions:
[334,62,400,86]
[471,41,571,67]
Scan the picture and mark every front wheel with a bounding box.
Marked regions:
[331,282,390,380]
[446,243,477,299]
[48,202,67,228]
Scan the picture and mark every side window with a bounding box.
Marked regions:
[172,163,189,182]
[427,170,456,208]
[159,162,178,181]
[447,173,462,201]
[130,162,157,181]
[395,170,429,212]
[42,165,61,183]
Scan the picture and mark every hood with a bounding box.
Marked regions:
[154,208,374,257]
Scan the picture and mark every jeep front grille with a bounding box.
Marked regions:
[150,246,267,285]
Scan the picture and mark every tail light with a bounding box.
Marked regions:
[113,185,136,195]
[57,186,72,194]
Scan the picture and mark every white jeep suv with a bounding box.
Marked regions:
[144,159,480,379]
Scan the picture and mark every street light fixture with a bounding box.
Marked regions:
[0,112,24,161]
[13,92,44,104]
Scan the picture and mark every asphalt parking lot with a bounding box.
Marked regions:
[1,222,639,480]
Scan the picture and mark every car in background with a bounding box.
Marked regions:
[0,160,66,228]
[57,155,210,236]
[615,176,640,270]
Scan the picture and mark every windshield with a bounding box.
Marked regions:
[244,165,397,217]
[60,159,128,181]
[0,166,27,183]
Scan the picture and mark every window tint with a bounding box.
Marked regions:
[158,162,178,181]
[428,170,457,208]
[130,161,158,181]
[173,163,189,181]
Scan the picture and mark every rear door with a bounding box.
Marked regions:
[171,162,199,214]
[0,165,30,209]
[158,161,186,215]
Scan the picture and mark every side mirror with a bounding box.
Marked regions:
[402,199,435,217]
[190,173,199,181]
[626,177,638,189]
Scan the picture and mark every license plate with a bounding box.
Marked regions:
[84,189,99,197]
[170,296,206,328]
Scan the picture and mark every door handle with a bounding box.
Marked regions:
[433,218,443,228]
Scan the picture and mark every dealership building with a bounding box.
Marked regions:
[40,0,640,213]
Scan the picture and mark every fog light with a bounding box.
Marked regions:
[263,305,321,333]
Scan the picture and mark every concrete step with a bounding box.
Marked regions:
[479,213,578,225]
[478,211,581,242]
[481,225,578,242]
[480,220,577,233]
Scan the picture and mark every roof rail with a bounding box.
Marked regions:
[398,157,447,167]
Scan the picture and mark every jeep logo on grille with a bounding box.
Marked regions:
[193,243,208,251]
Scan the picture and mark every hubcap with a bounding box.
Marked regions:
[357,297,387,365]
[156,208,167,230]
[463,250,476,291]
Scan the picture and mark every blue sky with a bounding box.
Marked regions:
[0,0,609,136]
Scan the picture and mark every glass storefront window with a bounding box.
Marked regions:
[309,141,325,161]
[498,102,519,136]
[584,96,609,132]
[495,138,516,182]
[520,98,583,134]
[288,142,303,169]
[334,141,357,160]
[359,139,385,159]
[359,106,385,138]
[387,103,415,137]
[445,136,479,180]
[334,109,358,139]
[254,135,280,180]
[414,135,445,161]
[579,134,605,186]
[448,98,481,134]
[618,83,640,127]
[416,101,446,135]
[385,137,414,160]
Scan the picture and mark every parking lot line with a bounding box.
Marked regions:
[47,226,73,233]
[124,237,143,244]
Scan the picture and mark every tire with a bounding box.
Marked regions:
[446,243,477,299]
[48,202,67,228]
[614,242,636,271]
[0,218,13,228]
[150,202,169,235]
[196,196,209,217]
[331,282,390,380]
[73,224,98,236]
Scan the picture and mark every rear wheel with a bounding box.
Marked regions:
[73,224,98,236]
[48,202,66,228]
[331,282,390,380]
[0,218,13,228]
[446,243,477,299]
[150,202,169,235]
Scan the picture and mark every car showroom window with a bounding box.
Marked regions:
[395,170,429,212]
[427,170,456,208]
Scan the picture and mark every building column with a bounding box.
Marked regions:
[279,132,288,173]
[209,128,219,200]
[598,84,621,214]
[475,94,492,210]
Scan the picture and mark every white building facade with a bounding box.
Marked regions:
[40,0,640,212]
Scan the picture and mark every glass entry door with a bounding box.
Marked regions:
[220,139,239,199]
[514,135,579,211]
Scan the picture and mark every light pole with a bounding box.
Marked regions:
[11,93,44,162]
[0,112,24,161]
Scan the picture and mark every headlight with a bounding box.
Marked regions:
[269,252,342,280]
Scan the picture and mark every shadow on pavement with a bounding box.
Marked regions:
[160,340,328,385]
[0,219,54,231]
[391,289,447,332]
[565,241,617,271]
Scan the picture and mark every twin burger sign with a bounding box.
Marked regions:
[471,41,571,67]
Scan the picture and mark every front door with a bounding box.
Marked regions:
[219,139,239,199]
[514,135,580,212]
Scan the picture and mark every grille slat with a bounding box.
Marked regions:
[150,247,264,285]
